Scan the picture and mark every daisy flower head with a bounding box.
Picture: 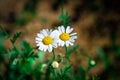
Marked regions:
[35,29,58,52]
[57,25,77,47]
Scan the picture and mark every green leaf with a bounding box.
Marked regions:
[28,52,38,59]
[33,63,43,80]
[0,38,7,54]
[59,11,71,28]
[60,65,72,80]
[26,58,36,67]
[45,65,52,80]
[10,46,19,61]
[20,40,33,57]
[0,37,8,62]
[75,65,86,80]
[51,68,61,80]
[0,24,10,38]
[19,58,35,74]
[97,47,110,68]
[61,65,72,75]
[10,32,21,44]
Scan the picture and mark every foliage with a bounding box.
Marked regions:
[0,24,97,80]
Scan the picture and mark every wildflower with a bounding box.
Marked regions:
[52,61,59,68]
[57,26,77,47]
[36,29,58,52]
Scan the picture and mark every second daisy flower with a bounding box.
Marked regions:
[57,26,77,47]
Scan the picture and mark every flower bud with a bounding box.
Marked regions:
[90,60,96,66]
[51,61,59,68]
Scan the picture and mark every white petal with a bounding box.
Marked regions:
[70,33,77,36]
[65,41,69,47]
[69,42,73,46]
[37,33,44,39]
[69,38,75,42]
[58,40,65,46]
[43,46,47,52]
[71,36,77,39]
[50,29,52,33]
[38,44,47,52]
[36,37,42,42]
[52,43,57,48]
[36,42,43,46]
[41,29,48,36]
[61,26,65,33]
[58,26,62,34]
[66,26,73,33]
[46,29,50,34]
[52,40,58,48]
[61,41,65,46]
[38,46,43,51]
[50,30,59,38]
[48,45,52,52]
[66,26,70,33]
[36,40,39,43]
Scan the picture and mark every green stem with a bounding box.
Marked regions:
[61,0,64,15]
[54,69,58,80]
[52,48,55,60]
[64,45,70,61]
[65,45,67,54]
[45,49,55,80]
[45,65,51,80]
[61,0,67,28]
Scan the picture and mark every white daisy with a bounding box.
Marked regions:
[35,29,58,52]
[57,26,77,47]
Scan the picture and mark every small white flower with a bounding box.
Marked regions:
[35,29,58,52]
[57,26,77,47]
[52,61,59,68]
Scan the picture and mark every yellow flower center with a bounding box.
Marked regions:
[60,33,70,41]
[43,36,53,45]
